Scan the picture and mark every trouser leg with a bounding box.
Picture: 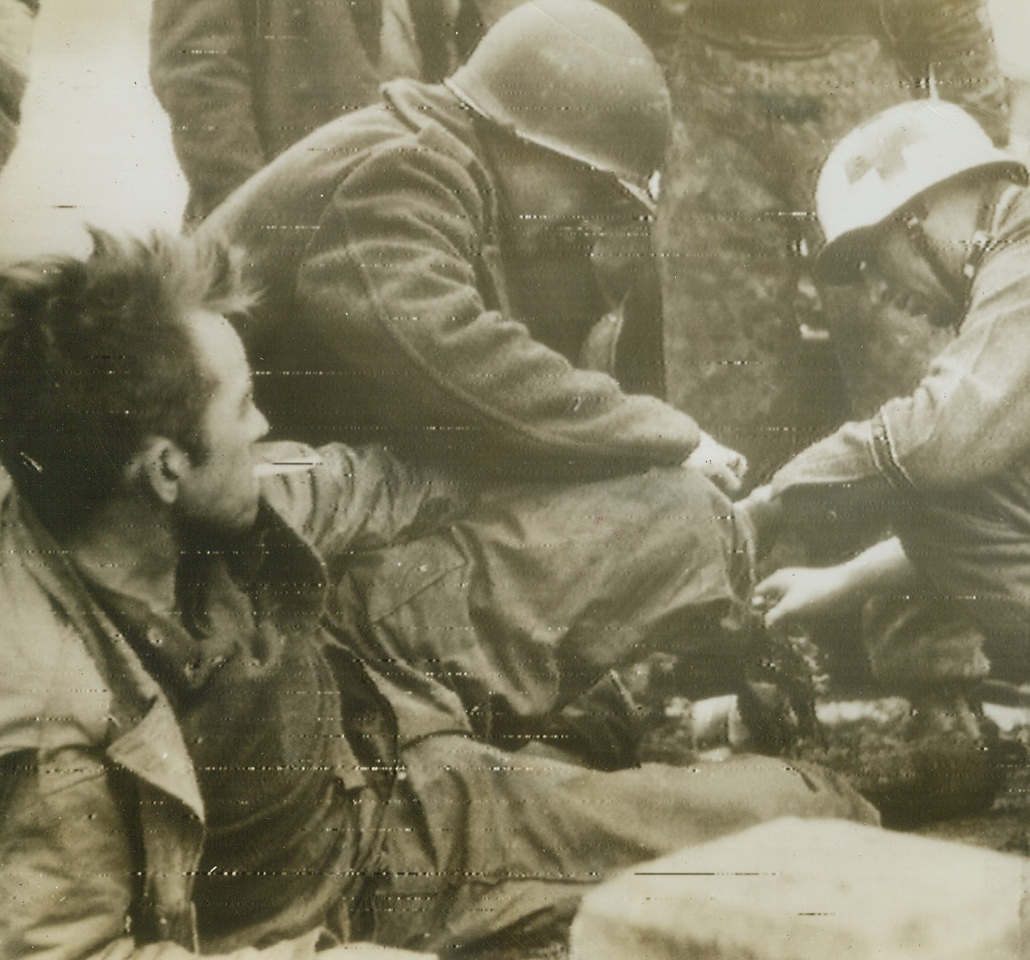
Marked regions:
[657,81,807,480]
[329,464,753,733]
[373,734,879,955]
[862,594,990,691]
[785,490,1025,711]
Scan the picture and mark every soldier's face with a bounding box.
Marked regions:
[174,313,270,538]
[859,219,962,329]
[500,147,644,259]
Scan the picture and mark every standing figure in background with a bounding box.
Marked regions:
[147,0,698,227]
[0,0,36,172]
[657,0,1010,482]
[150,0,495,225]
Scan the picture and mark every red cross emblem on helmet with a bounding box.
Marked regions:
[844,125,921,184]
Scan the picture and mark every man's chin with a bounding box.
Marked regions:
[177,510,258,549]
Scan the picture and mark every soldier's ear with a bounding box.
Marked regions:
[132,437,188,506]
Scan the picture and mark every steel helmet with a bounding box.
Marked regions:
[444,0,671,212]
[816,100,1027,280]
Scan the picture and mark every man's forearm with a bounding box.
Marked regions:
[838,536,919,600]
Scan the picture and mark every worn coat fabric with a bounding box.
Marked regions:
[0,441,448,957]
[149,0,485,222]
[204,80,697,482]
[147,0,683,224]
[772,185,1030,672]
[0,442,877,958]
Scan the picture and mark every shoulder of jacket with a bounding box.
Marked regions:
[377,81,493,179]
[348,116,487,188]
[0,498,112,757]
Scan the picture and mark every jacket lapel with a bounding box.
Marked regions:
[12,494,205,819]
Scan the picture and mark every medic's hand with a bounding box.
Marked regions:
[684,431,748,496]
[752,565,855,632]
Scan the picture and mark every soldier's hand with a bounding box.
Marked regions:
[684,431,748,495]
[752,565,855,632]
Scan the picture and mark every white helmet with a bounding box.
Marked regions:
[816,100,1026,280]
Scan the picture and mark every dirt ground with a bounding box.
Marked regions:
[636,685,1030,856]
[915,704,1030,854]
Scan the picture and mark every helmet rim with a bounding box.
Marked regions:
[443,0,671,213]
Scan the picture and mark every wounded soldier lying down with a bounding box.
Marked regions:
[0,229,875,959]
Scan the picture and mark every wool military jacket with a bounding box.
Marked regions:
[203,79,701,482]
[0,442,459,959]
[772,185,1030,642]
[148,0,511,222]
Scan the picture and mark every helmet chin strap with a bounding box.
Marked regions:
[903,179,1021,327]
[898,212,967,324]
[963,180,1023,280]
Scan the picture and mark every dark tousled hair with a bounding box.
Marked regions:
[0,228,257,530]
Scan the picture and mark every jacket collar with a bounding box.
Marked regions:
[8,492,204,816]
[382,77,478,146]
[2,490,325,821]
[380,78,510,315]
